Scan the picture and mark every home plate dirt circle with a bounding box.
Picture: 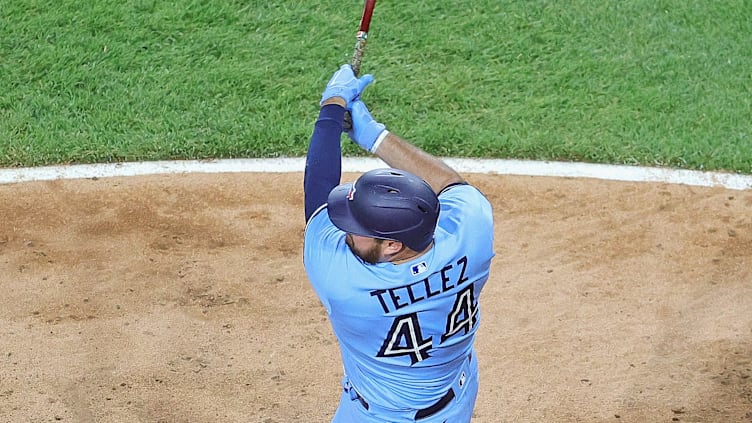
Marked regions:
[0,163,750,422]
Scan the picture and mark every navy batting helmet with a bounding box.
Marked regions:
[327,168,440,251]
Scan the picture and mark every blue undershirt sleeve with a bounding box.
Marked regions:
[304,104,345,222]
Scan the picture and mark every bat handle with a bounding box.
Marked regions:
[351,31,368,76]
[344,32,368,131]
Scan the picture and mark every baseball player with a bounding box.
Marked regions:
[303,64,495,422]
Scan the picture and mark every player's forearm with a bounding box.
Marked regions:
[304,102,345,221]
[373,132,465,194]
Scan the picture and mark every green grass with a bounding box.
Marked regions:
[1,0,750,173]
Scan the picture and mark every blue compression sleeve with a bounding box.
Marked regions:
[304,104,345,222]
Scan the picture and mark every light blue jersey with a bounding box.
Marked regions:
[304,184,494,420]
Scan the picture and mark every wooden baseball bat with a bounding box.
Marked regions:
[344,0,377,130]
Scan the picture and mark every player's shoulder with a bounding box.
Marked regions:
[439,182,489,204]
[305,203,329,228]
[438,183,493,223]
[304,204,338,241]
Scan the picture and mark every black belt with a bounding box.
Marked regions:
[414,388,455,420]
[354,388,455,420]
[354,354,470,419]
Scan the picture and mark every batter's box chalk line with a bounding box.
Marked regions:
[0,158,750,191]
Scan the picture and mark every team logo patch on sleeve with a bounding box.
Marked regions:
[411,261,428,276]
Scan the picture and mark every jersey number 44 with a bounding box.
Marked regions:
[376,282,478,365]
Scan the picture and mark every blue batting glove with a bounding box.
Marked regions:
[347,100,387,153]
[320,64,374,107]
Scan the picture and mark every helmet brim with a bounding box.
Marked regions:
[327,182,379,239]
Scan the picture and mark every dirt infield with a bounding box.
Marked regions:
[1,172,750,422]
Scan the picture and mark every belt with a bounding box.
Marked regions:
[414,388,455,420]
[354,388,455,420]
[351,353,471,420]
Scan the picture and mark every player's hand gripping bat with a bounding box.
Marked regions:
[343,0,377,131]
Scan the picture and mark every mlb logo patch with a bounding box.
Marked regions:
[411,261,427,276]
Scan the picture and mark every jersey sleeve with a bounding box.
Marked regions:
[303,207,343,312]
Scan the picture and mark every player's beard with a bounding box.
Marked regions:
[345,234,384,265]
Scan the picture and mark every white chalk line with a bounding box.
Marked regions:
[0,158,750,190]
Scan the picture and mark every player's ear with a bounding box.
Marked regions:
[383,240,404,255]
